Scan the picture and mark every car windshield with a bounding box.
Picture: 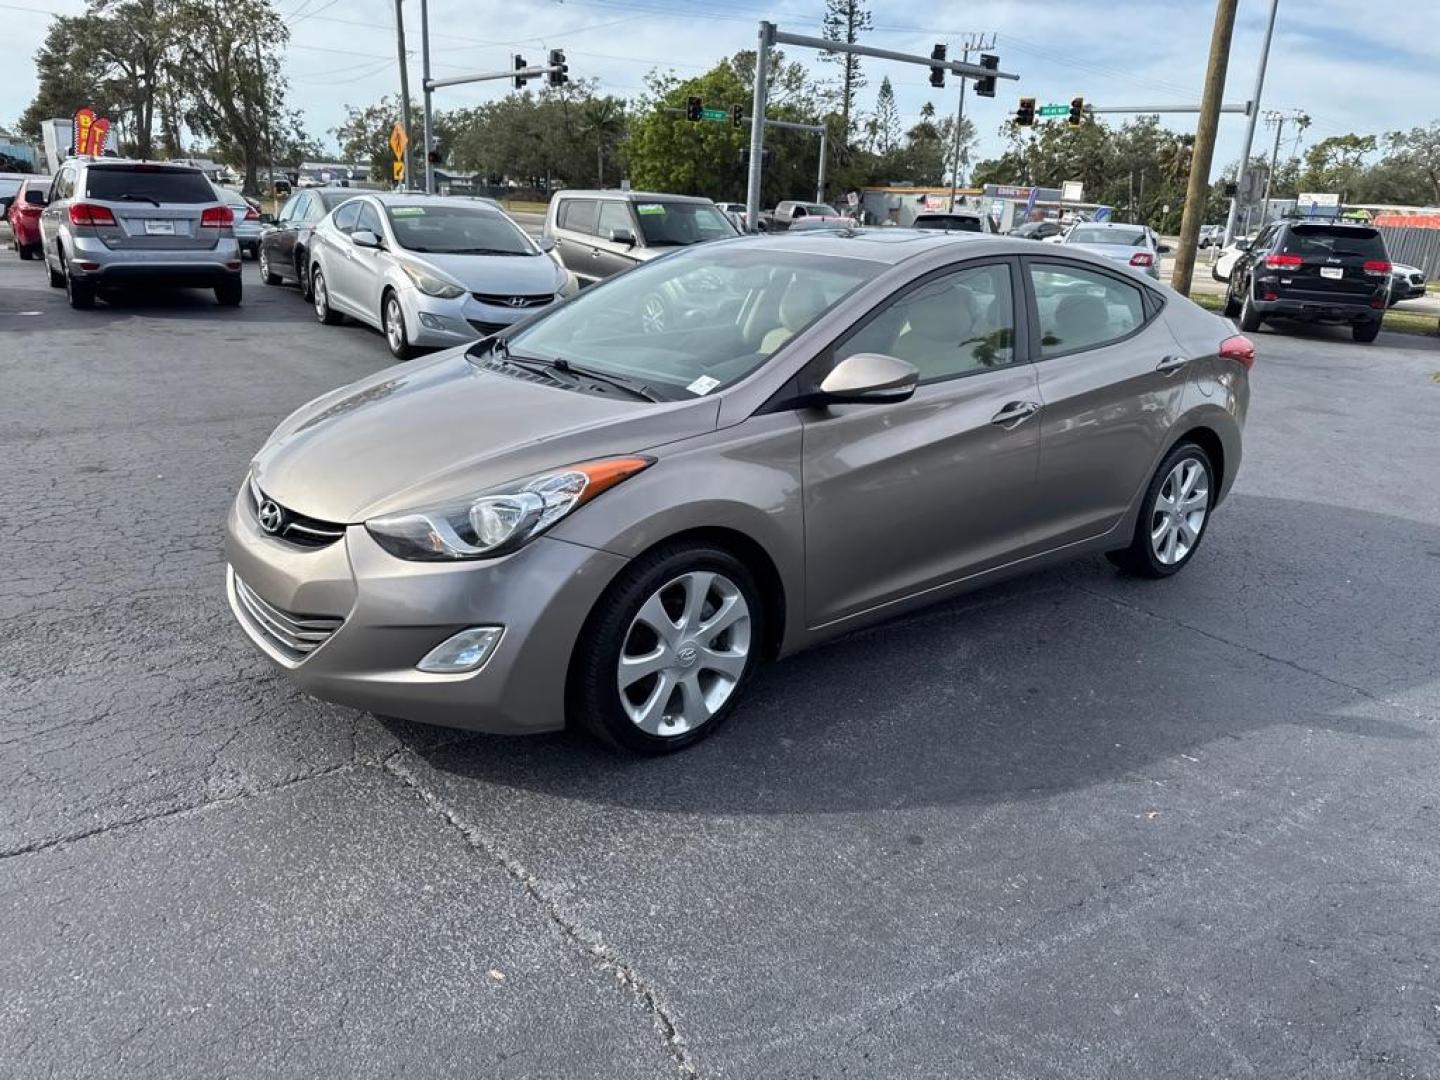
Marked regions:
[1281,225,1385,259]
[384,204,534,255]
[491,245,880,399]
[633,202,738,246]
[914,215,982,232]
[1068,226,1147,247]
[804,204,839,216]
[84,166,216,204]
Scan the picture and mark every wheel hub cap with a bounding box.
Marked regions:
[1150,457,1210,565]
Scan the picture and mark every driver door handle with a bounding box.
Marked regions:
[990,401,1040,427]
[1156,354,1190,375]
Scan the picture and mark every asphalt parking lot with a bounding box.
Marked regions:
[2,253,1439,1079]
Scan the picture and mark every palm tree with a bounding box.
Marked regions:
[581,98,625,187]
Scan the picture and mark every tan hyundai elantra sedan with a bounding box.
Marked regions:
[227,229,1251,753]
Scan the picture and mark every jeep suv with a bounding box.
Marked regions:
[38,158,242,309]
[543,190,738,285]
[1220,220,1391,343]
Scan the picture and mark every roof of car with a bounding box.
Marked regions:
[362,192,506,211]
[553,189,716,205]
[715,228,1025,265]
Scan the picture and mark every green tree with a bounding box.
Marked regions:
[1298,133,1377,198]
[334,97,420,182]
[820,0,871,142]
[867,76,899,155]
[1383,122,1440,205]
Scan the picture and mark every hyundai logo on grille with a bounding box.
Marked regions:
[504,296,529,307]
[257,500,284,535]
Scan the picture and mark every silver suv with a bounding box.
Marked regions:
[38,158,242,309]
[543,190,738,286]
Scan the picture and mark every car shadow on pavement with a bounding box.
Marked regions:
[388,494,1436,815]
[1258,318,1440,347]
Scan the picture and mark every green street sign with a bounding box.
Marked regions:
[700,108,729,122]
[1037,104,1069,117]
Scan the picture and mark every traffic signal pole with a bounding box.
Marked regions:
[743,20,1018,232]
[1223,0,1278,246]
[420,0,434,193]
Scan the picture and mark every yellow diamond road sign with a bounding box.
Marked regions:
[389,121,408,160]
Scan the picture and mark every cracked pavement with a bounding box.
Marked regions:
[1,256,1438,1078]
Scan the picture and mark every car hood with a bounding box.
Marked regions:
[407,250,566,293]
[252,348,719,523]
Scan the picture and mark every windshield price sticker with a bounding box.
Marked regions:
[686,375,721,396]
[636,204,666,215]
[392,207,426,216]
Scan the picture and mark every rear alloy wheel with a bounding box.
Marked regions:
[1238,288,1262,332]
[312,268,341,325]
[1353,319,1381,344]
[297,252,312,300]
[1107,442,1214,579]
[258,246,282,285]
[382,292,415,360]
[215,279,242,306]
[570,545,763,754]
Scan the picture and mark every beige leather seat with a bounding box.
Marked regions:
[760,280,828,353]
[888,284,979,378]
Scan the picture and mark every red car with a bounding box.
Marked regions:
[5,175,51,260]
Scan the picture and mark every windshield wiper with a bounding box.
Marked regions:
[490,341,662,402]
[447,247,526,255]
[116,193,162,206]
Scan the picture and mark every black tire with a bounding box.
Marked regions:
[258,246,282,285]
[47,253,65,288]
[1106,441,1216,579]
[1352,318,1381,343]
[381,290,415,360]
[1238,287,1262,332]
[296,249,312,300]
[312,267,341,324]
[18,243,32,261]
[568,543,765,755]
[1221,285,1241,318]
[64,263,95,310]
[215,279,242,306]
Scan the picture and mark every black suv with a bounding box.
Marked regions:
[1221,220,1391,343]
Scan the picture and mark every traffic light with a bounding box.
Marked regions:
[546,48,568,88]
[426,148,442,165]
[513,54,527,90]
[731,104,744,129]
[1068,96,1085,125]
[928,43,946,89]
[686,95,702,122]
[1015,97,1035,127]
[974,53,999,98]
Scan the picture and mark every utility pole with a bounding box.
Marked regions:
[420,0,433,193]
[1260,109,1287,224]
[393,0,414,188]
[251,31,277,203]
[1172,0,1239,297]
[947,33,994,210]
[1223,0,1278,245]
[744,22,773,235]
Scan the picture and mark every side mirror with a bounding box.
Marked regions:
[536,236,556,252]
[352,229,382,249]
[259,212,275,226]
[1156,243,1172,254]
[818,353,919,405]
[608,226,636,246]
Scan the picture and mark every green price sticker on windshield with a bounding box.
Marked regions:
[636,204,666,215]
[392,207,426,216]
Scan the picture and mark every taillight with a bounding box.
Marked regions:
[68,202,117,226]
[244,206,259,221]
[200,205,230,228]
[1129,252,1154,267]
[1363,259,1391,275]
[1264,253,1302,269]
[1218,334,1255,371]
[19,204,41,216]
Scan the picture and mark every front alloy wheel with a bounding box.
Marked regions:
[383,293,414,360]
[259,247,282,285]
[313,268,340,325]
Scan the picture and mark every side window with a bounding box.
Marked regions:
[558,198,598,235]
[277,195,301,223]
[331,200,362,235]
[836,262,1017,382]
[54,168,72,200]
[1029,262,1147,357]
[597,201,633,238]
[356,202,384,239]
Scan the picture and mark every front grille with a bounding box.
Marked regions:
[467,318,510,337]
[248,474,346,548]
[232,574,343,663]
[472,292,554,309]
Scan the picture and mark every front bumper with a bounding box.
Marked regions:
[223,484,626,733]
[400,287,558,347]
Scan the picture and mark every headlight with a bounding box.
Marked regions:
[400,262,465,299]
[557,271,580,298]
[365,456,652,561]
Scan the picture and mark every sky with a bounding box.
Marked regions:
[4,0,1439,181]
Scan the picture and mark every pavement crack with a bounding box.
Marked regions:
[0,762,360,862]
[383,750,699,1078]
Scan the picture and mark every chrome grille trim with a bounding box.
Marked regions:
[231,570,343,664]
[472,291,554,308]
[247,473,347,547]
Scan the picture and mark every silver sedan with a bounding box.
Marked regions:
[309,194,579,359]
[1054,222,1169,281]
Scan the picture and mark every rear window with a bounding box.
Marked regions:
[0,179,21,198]
[914,214,983,232]
[84,166,217,204]
[1280,225,1386,260]
[1069,226,1146,246]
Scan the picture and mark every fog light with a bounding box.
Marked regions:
[418,312,445,330]
[416,626,503,673]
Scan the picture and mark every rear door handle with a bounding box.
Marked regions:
[990,401,1040,427]
[1156,354,1190,375]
